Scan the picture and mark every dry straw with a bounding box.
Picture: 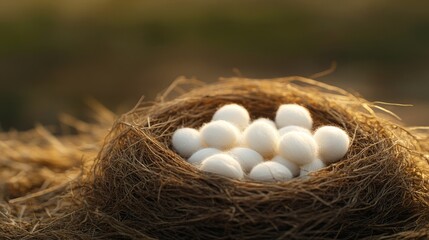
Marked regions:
[1,77,429,239]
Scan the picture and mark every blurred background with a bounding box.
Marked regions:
[0,0,428,130]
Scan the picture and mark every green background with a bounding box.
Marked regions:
[0,0,428,130]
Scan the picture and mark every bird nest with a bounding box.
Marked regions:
[2,77,429,239]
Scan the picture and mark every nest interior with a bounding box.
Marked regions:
[1,77,429,239]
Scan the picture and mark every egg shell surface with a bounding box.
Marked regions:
[171,127,203,158]
[278,131,318,165]
[275,104,313,129]
[243,121,279,158]
[252,118,277,129]
[249,161,293,182]
[278,126,312,137]
[300,158,326,177]
[212,104,250,130]
[313,126,350,164]
[228,147,264,173]
[188,148,222,165]
[271,155,300,177]
[200,120,240,150]
[200,153,244,179]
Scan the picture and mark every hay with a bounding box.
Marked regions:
[0,100,115,239]
[1,77,429,239]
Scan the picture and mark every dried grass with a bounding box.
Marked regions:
[1,77,429,239]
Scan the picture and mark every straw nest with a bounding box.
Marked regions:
[1,77,429,239]
[89,77,429,239]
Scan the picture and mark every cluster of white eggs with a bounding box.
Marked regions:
[171,104,350,182]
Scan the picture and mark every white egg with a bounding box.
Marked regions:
[171,127,203,158]
[188,148,222,165]
[313,126,350,164]
[228,147,264,173]
[252,118,277,129]
[243,121,279,158]
[212,104,250,130]
[200,154,244,179]
[271,155,300,177]
[275,104,313,129]
[249,162,293,182]
[278,132,318,165]
[235,134,246,147]
[300,158,326,177]
[200,120,240,150]
[278,126,312,137]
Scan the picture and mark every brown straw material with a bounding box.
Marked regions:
[1,77,429,239]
